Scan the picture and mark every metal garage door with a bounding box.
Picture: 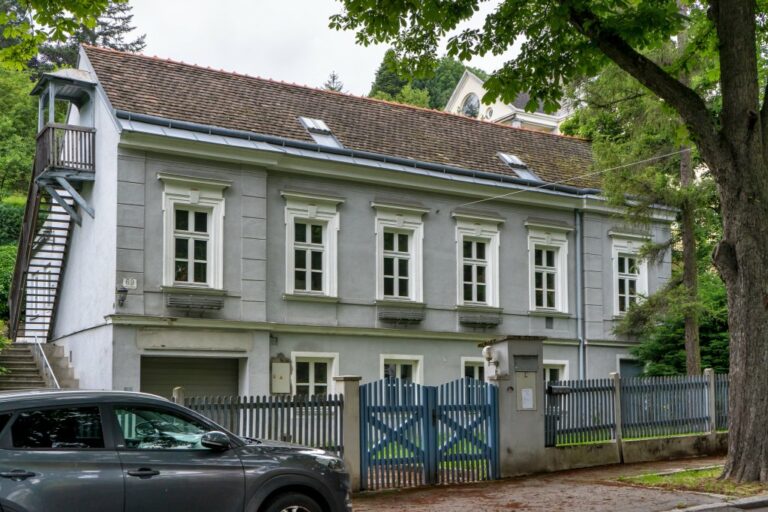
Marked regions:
[140,356,239,399]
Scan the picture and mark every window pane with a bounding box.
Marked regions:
[629,296,637,306]
[464,365,475,379]
[116,407,207,450]
[628,280,636,294]
[296,362,309,383]
[476,266,486,284]
[313,384,327,397]
[194,240,207,261]
[618,257,625,273]
[12,407,104,449]
[311,224,322,244]
[398,258,408,277]
[398,234,408,252]
[383,232,394,251]
[400,364,413,382]
[629,258,638,274]
[295,270,306,290]
[619,279,625,294]
[534,249,542,266]
[477,284,486,303]
[295,222,306,243]
[384,277,394,296]
[314,362,327,384]
[619,299,627,312]
[295,250,306,270]
[175,237,188,259]
[463,284,472,301]
[194,211,207,233]
[535,272,542,288]
[384,363,396,379]
[546,291,555,307]
[384,257,394,276]
[463,241,472,258]
[546,250,555,267]
[463,265,472,282]
[550,368,560,382]
[175,209,188,231]
[476,242,486,260]
[398,279,408,297]
[193,262,206,283]
[175,261,189,281]
[311,251,322,270]
[535,290,543,307]
[311,272,322,291]
[478,366,485,381]
[296,385,310,396]
[546,272,555,289]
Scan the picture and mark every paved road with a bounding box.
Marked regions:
[352,457,736,511]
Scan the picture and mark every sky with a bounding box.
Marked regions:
[128,0,516,97]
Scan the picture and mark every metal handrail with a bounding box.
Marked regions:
[32,337,60,389]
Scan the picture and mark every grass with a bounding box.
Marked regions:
[619,467,768,497]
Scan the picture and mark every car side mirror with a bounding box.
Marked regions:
[201,431,231,451]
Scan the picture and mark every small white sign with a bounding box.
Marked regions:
[521,388,534,410]
[122,277,138,290]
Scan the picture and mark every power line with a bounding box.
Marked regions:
[457,147,692,208]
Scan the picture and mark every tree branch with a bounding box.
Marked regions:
[559,1,728,172]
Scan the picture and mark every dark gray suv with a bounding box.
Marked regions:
[0,390,351,512]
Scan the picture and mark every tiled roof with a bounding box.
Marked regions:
[83,46,597,189]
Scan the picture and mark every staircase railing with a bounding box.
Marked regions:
[32,338,60,389]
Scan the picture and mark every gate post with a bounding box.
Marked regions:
[482,335,547,478]
[704,368,716,434]
[172,386,185,405]
[334,375,362,491]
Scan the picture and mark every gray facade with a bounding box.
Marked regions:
[48,48,673,398]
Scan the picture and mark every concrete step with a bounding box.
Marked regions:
[0,376,46,384]
[0,383,49,390]
[0,361,39,369]
[0,354,36,361]
[5,369,43,376]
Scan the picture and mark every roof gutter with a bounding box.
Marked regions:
[114,110,601,197]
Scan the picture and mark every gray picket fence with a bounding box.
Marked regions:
[184,394,344,455]
[621,375,709,438]
[546,373,729,447]
[545,378,616,446]
[715,374,729,431]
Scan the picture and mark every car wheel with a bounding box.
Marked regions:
[263,492,322,512]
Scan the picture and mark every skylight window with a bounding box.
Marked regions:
[298,116,343,148]
[498,152,540,181]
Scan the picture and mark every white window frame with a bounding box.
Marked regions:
[373,203,427,302]
[283,192,343,297]
[379,353,424,384]
[461,356,486,381]
[526,224,571,313]
[159,173,229,289]
[454,214,501,307]
[290,351,339,395]
[611,234,649,316]
[543,359,570,382]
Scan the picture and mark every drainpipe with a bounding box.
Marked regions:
[575,209,586,379]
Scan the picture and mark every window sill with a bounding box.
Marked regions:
[161,285,226,296]
[528,309,572,319]
[456,304,503,314]
[283,293,340,304]
[375,299,426,309]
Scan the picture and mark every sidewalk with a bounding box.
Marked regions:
[352,456,753,512]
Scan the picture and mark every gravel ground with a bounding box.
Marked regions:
[352,456,730,512]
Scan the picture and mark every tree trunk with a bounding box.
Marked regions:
[679,147,701,375]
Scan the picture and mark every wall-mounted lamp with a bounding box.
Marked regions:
[116,286,128,307]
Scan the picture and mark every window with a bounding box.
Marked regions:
[526,223,571,313]
[498,153,541,181]
[160,173,228,289]
[463,359,485,381]
[380,354,423,384]
[611,234,649,316]
[115,406,209,450]
[298,116,343,148]
[283,191,343,297]
[12,407,104,449]
[454,213,502,307]
[374,203,427,302]
[543,361,568,383]
[461,93,480,118]
[290,351,338,396]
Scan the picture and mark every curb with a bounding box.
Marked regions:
[673,495,768,511]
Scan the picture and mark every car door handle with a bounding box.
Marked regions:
[0,470,35,480]
[127,468,160,478]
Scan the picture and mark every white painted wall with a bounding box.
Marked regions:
[53,324,114,390]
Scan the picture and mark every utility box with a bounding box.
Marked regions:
[271,362,290,394]
[514,355,538,411]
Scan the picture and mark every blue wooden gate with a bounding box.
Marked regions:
[360,377,499,490]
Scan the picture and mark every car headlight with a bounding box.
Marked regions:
[314,454,346,472]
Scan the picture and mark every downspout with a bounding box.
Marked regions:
[575,208,586,379]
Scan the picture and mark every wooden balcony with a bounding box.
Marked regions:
[34,123,96,181]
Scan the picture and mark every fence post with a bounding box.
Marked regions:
[704,368,716,434]
[334,375,362,491]
[609,372,623,463]
[172,386,185,405]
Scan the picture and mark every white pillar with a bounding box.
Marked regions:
[334,375,362,491]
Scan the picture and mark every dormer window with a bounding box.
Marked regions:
[298,116,343,148]
[498,152,541,181]
[460,93,480,118]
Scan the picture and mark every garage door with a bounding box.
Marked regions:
[140,356,239,399]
